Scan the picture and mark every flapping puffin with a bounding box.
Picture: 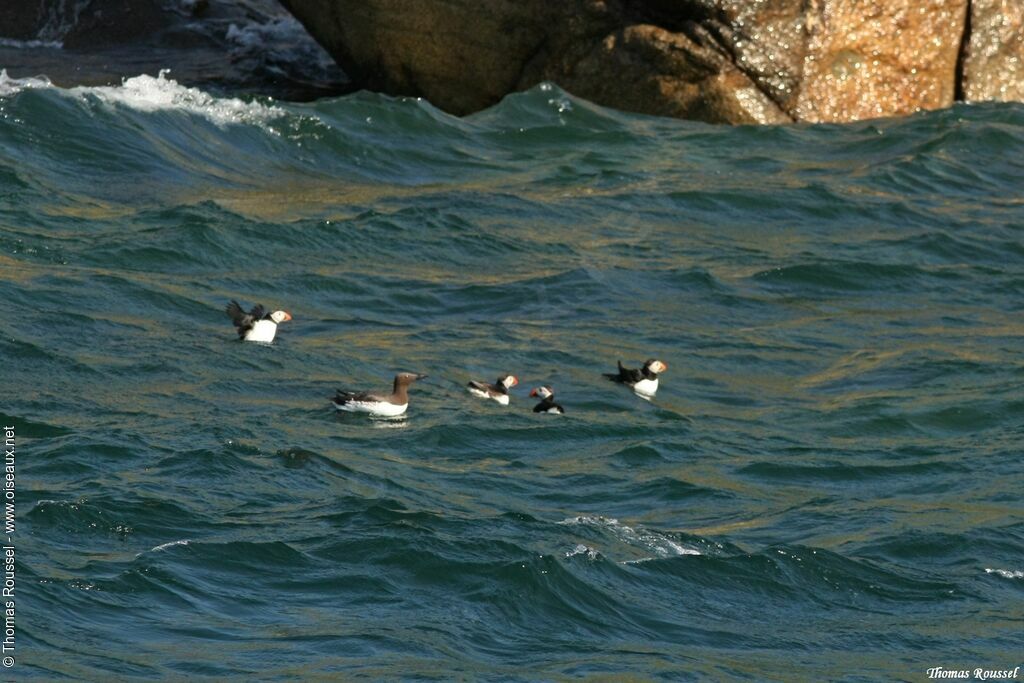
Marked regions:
[332,373,427,417]
[603,359,667,397]
[530,386,565,414]
[466,374,518,405]
[225,300,292,343]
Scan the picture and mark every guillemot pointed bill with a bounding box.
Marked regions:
[530,386,565,414]
[466,374,518,405]
[225,300,292,343]
[603,358,667,397]
[332,372,427,417]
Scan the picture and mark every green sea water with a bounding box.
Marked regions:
[1,71,1022,680]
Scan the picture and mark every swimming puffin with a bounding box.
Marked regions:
[530,386,565,414]
[332,373,427,417]
[225,300,292,343]
[603,359,667,397]
[466,374,518,405]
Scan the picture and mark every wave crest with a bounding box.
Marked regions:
[73,70,285,128]
[0,69,53,96]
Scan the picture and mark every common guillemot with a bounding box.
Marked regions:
[603,359,667,397]
[530,386,565,414]
[332,373,427,417]
[466,374,518,405]
[225,300,292,343]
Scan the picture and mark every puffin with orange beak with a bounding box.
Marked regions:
[603,359,667,397]
[225,300,292,343]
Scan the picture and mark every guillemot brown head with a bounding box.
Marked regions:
[390,372,427,404]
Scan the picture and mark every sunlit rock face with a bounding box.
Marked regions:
[701,0,810,115]
[640,0,972,123]
[278,0,798,123]
[279,0,1004,124]
[962,0,1024,103]
[793,0,968,123]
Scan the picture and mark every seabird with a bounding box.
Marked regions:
[332,372,427,417]
[603,359,667,397]
[225,300,292,343]
[466,374,518,405]
[530,386,565,414]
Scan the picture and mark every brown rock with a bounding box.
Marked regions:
[278,0,560,115]
[693,0,810,116]
[557,24,790,124]
[278,0,791,124]
[962,0,1024,102]
[281,0,1024,123]
[794,0,968,122]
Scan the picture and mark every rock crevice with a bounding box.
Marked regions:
[955,0,973,101]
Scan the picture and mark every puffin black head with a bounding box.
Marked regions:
[642,359,668,378]
[267,310,292,323]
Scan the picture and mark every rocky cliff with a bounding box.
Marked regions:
[278,0,1024,123]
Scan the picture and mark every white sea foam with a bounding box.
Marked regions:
[137,539,191,558]
[560,515,702,562]
[985,568,1023,580]
[71,70,284,128]
[565,544,601,560]
[0,38,63,49]
[0,68,285,129]
[0,69,53,97]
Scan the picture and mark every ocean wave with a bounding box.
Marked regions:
[147,539,191,554]
[0,68,285,130]
[560,516,703,562]
[752,261,962,292]
[0,69,52,96]
[565,544,602,560]
[72,70,285,128]
[5,73,1024,679]
[984,568,1023,580]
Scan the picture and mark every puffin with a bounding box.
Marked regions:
[332,373,427,417]
[466,374,518,405]
[225,300,292,343]
[530,386,565,414]
[603,359,667,397]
